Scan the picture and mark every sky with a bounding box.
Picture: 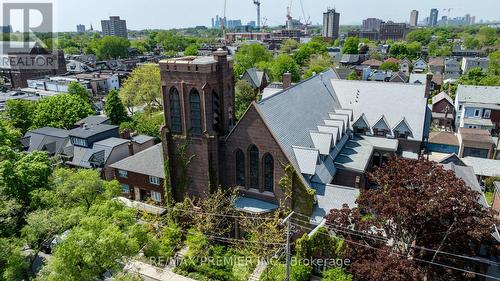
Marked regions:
[3,0,500,32]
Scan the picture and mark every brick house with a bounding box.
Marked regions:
[159,52,429,222]
[431,92,454,130]
[110,144,165,203]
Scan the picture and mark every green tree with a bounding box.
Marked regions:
[463,36,480,50]
[379,61,400,72]
[280,39,300,54]
[90,36,130,60]
[32,94,95,129]
[406,41,422,60]
[406,29,433,45]
[489,50,500,75]
[38,201,147,281]
[234,44,273,77]
[119,64,162,113]
[67,81,90,102]
[342,37,359,55]
[0,149,52,206]
[478,26,497,46]
[271,54,301,82]
[120,111,164,139]
[3,99,36,134]
[104,90,128,125]
[184,44,200,56]
[389,42,409,59]
[0,120,21,148]
[303,54,332,79]
[235,80,257,120]
[322,268,352,281]
[347,71,360,80]
[293,41,328,66]
[0,238,30,281]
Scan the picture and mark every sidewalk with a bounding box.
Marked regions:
[124,260,195,281]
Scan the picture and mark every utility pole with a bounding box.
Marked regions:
[281,211,294,281]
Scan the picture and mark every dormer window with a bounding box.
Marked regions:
[352,114,370,135]
[393,118,413,140]
[71,137,87,147]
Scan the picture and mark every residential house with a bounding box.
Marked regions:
[21,127,71,156]
[160,52,428,224]
[400,58,411,76]
[389,72,409,83]
[409,73,435,96]
[444,58,462,80]
[74,116,111,128]
[367,70,392,82]
[412,58,428,73]
[439,159,488,207]
[428,57,445,74]
[426,131,459,155]
[110,144,165,203]
[462,157,500,182]
[361,59,383,70]
[461,57,489,74]
[457,128,496,159]
[241,68,270,92]
[452,45,483,58]
[431,92,455,130]
[455,85,500,133]
[64,124,154,179]
[340,54,360,66]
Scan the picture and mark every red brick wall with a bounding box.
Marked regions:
[223,105,289,205]
[491,110,500,134]
[492,190,500,218]
[111,169,165,201]
[332,169,366,189]
[432,99,454,114]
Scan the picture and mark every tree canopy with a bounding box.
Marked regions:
[326,157,496,280]
[271,54,301,83]
[32,94,95,129]
[119,64,162,113]
[104,90,129,125]
[342,37,359,55]
[87,36,131,60]
[234,44,273,77]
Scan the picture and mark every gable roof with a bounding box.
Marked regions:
[361,59,383,66]
[432,92,454,105]
[441,162,488,207]
[389,72,409,83]
[384,57,400,63]
[66,137,129,168]
[242,68,268,88]
[110,144,165,178]
[330,79,427,141]
[428,57,445,66]
[429,131,459,146]
[256,69,342,173]
[462,157,500,177]
[23,127,70,155]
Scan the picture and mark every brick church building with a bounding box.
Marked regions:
[160,50,430,222]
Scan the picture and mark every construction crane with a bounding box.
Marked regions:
[299,0,311,27]
[286,0,293,20]
[253,0,261,30]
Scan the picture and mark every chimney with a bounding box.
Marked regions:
[424,73,433,98]
[128,142,134,156]
[283,72,292,89]
[121,128,131,140]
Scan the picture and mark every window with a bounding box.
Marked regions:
[249,145,259,189]
[118,170,128,178]
[474,109,481,117]
[212,91,221,132]
[263,154,274,192]
[149,176,160,185]
[190,89,202,135]
[235,149,245,187]
[151,191,162,202]
[484,109,491,119]
[71,137,87,147]
[120,184,130,193]
[169,87,182,133]
[458,105,463,111]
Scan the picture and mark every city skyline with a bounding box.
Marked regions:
[2,0,499,32]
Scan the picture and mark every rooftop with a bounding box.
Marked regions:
[456,85,500,105]
[458,128,495,144]
[429,131,459,146]
[462,157,500,177]
[69,124,118,139]
[109,144,164,178]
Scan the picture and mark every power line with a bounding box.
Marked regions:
[290,214,500,268]
[288,221,500,281]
